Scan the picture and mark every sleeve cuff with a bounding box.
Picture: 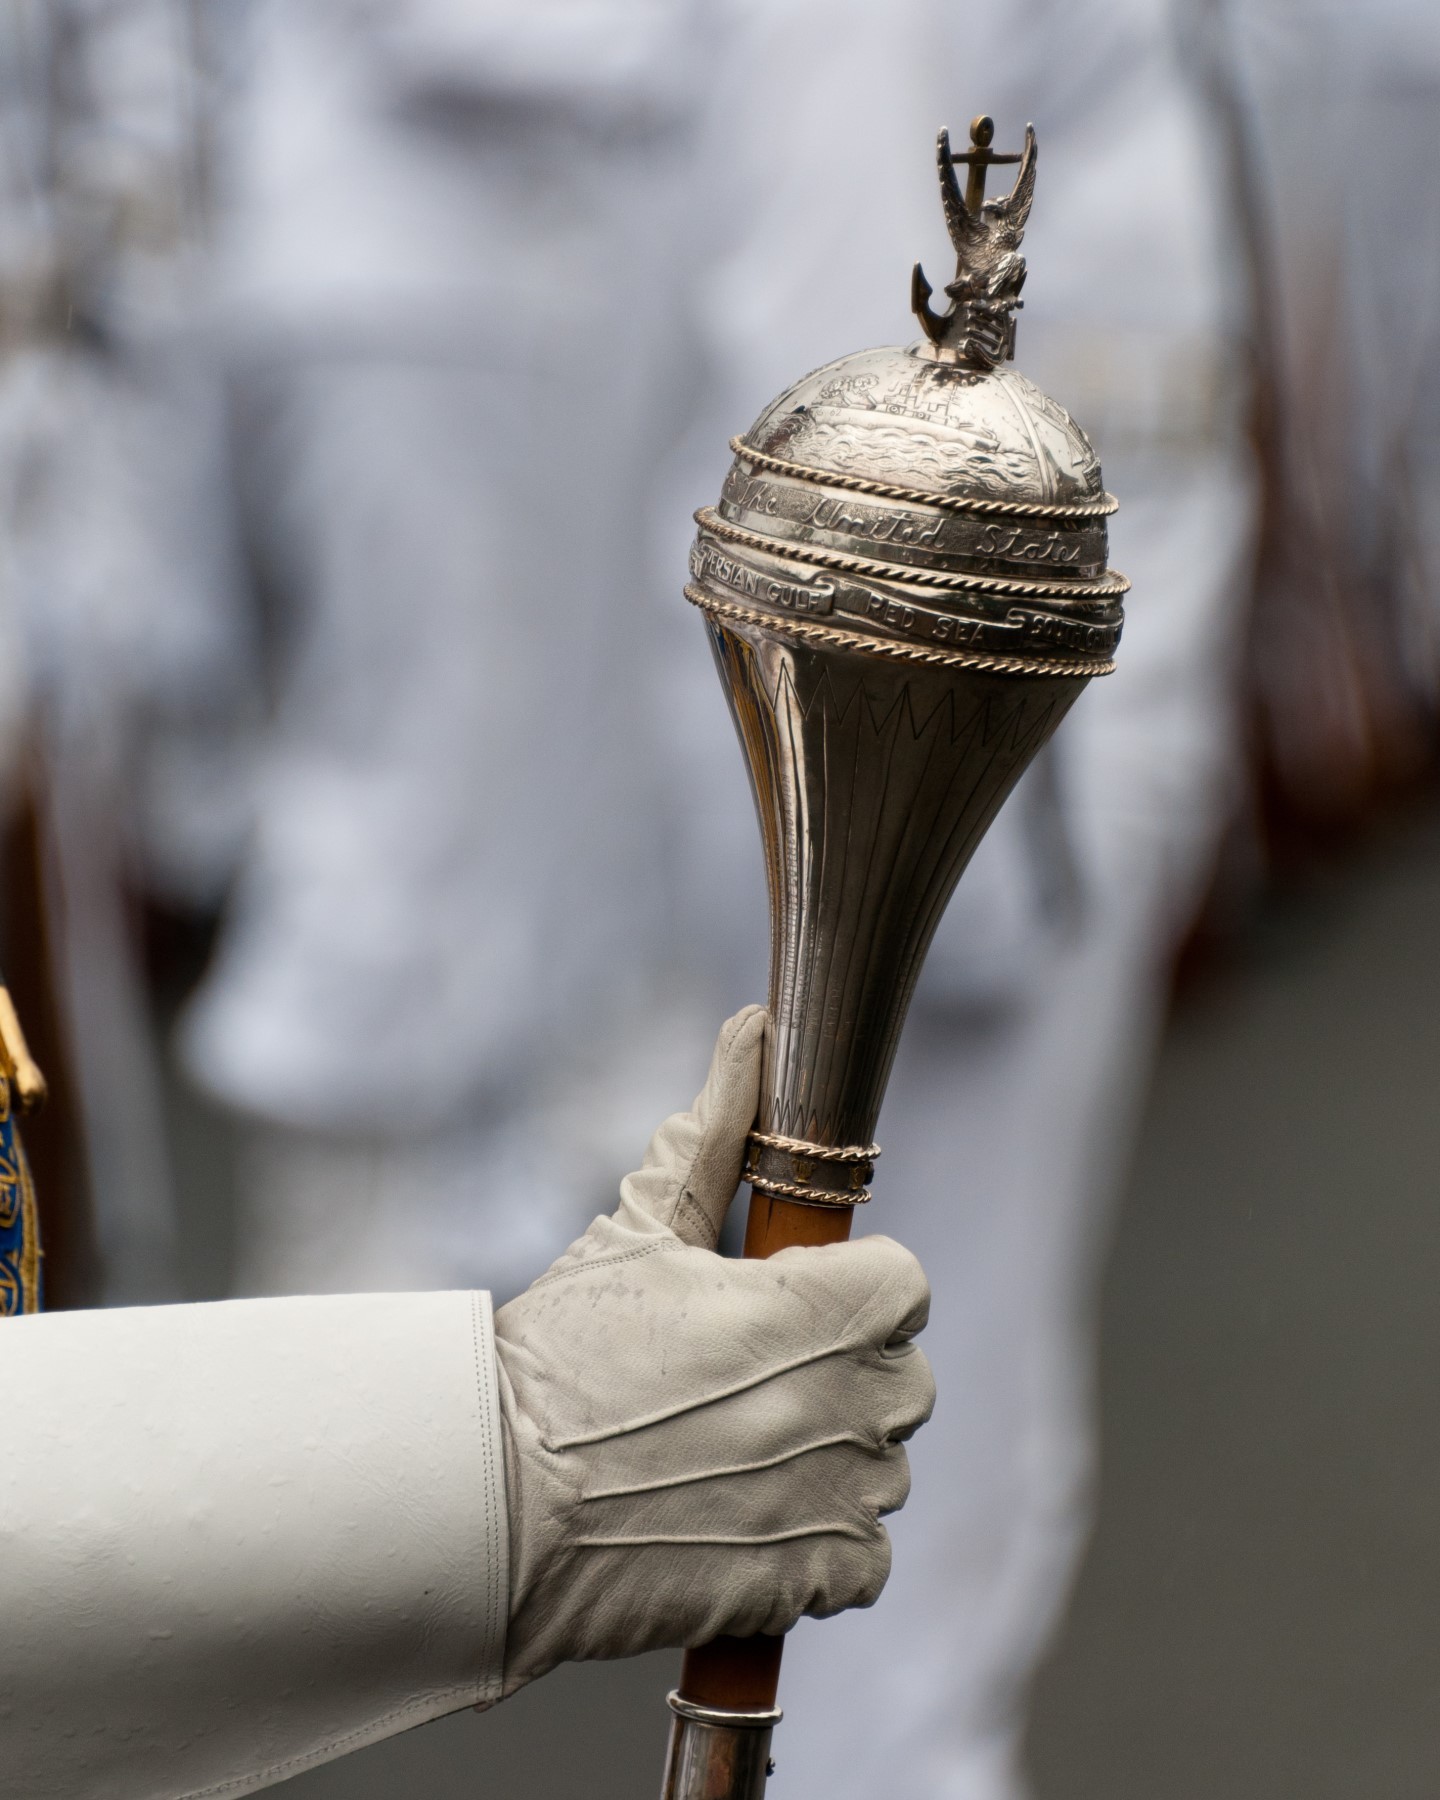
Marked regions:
[0,1288,510,1799]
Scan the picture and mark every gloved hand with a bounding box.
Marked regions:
[494,1005,935,1695]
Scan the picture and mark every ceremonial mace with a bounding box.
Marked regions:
[660,117,1128,1800]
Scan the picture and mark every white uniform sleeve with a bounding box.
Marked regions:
[0,1289,509,1799]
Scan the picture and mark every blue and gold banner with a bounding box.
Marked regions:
[0,1072,40,1314]
[0,977,45,1313]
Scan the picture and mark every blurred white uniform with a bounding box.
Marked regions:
[183,0,709,1295]
[0,0,255,1300]
[162,1,1250,1795]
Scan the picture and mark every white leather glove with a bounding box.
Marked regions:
[494,1005,935,1695]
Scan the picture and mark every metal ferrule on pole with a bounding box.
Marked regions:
[660,1693,782,1800]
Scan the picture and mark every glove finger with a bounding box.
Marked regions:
[768,1233,932,1350]
[870,1442,911,1518]
[882,1342,935,1443]
[757,1527,892,1632]
[683,1523,892,1641]
[530,1517,892,1664]
[617,1005,765,1248]
[799,1527,892,1620]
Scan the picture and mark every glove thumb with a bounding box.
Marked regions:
[616,1005,765,1249]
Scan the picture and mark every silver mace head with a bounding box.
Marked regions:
[683,117,1128,1222]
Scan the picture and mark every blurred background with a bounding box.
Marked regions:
[4,0,1440,1795]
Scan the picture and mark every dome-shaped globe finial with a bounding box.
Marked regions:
[912,116,1037,368]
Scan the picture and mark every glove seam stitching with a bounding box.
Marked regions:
[525,1238,681,1291]
[472,1290,505,1705]
[545,1334,862,1449]
[572,1522,876,1548]
[170,1686,488,1799]
[669,1011,757,1228]
[577,1429,876,1499]
[676,1190,716,1246]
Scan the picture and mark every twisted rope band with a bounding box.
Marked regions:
[729,437,1119,520]
[747,1129,881,1164]
[686,586,1115,679]
[744,1129,878,1207]
[748,1175,872,1208]
[697,508,1129,603]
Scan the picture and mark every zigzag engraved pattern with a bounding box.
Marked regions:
[709,613,1087,1151]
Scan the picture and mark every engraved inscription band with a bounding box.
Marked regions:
[696,508,1128,603]
[687,586,1116,680]
[720,467,1110,581]
[688,537,836,617]
[689,530,1123,663]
